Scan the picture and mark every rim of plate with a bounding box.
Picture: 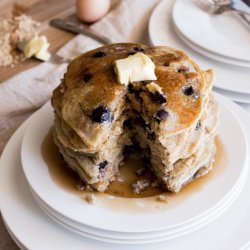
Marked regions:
[20,97,248,233]
[213,88,250,104]
[28,145,248,239]
[30,163,248,242]
[148,0,250,94]
[3,221,26,250]
[172,23,250,68]
[31,169,248,245]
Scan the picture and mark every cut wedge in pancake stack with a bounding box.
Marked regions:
[51,43,219,193]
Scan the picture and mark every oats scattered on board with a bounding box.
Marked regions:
[0,14,40,67]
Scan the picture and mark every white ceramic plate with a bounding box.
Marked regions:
[1,95,250,249]
[28,137,248,242]
[20,97,248,233]
[148,0,250,94]
[29,164,248,244]
[172,0,250,62]
[173,23,250,68]
[214,87,250,104]
[30,165,246,241]
[2,222,26,250]
[33,176,247,244]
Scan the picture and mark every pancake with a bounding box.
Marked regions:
[51,43,219,192]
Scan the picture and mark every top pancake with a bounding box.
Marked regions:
[52,43,207,148]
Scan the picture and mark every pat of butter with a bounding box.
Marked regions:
[114,52,157,85]
[35,42,51,61]
[24,36,51,61]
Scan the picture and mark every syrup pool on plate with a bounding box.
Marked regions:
[41,129,227,213]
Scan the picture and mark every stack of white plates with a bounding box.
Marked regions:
[18,97,249,244]
[1,94,250,249]
[149,0,250,104]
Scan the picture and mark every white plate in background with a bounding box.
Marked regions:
[148,0,250,94]
[214,87,250,104]
[172,0,250,62]
[173,23,250,68]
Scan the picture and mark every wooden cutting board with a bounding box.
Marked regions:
[0,0,76,83]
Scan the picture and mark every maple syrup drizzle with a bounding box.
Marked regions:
[41,129,227,212]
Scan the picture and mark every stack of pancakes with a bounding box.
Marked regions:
[51,43,219,193]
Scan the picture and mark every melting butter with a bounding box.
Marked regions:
[114,52,157,85]
[24,35,51,61]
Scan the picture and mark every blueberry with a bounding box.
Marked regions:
[155,109,169,121]
[195,120,201,130]
[182,86,194,96]
[99,160,108,170]
[178,66,189,73]
[132,46,145,52]
[150,91,167,104]
[83,73,92,82]
[92,51,106,58]
[182,86,200,99]
[91,106,113,123]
